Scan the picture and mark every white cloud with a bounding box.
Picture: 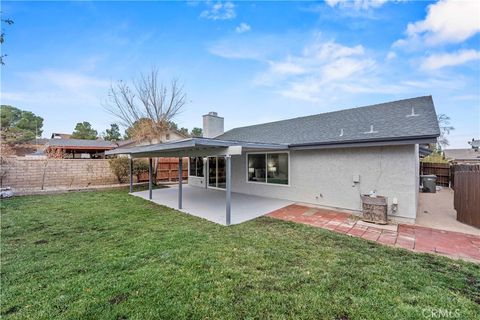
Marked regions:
[452,94,479,101]
[200,2,236,20]
[254,39,379,102]
[235,22,251,34]
[386,51,397,60]
[208,34,296,60]
[325,0,388,10]
[268,60,306,75]
[209,30,476,104]
[2,69,111,136]
[5,69,109,105]
[395,0,480,48]
[210,34,418,102]
[421,49,480,70]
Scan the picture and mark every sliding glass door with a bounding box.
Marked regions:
[208,156,226,189]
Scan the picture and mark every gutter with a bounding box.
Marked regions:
[289,135,439,150]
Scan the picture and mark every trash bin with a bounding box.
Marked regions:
[360,195,388,224]
[421,175,436,193]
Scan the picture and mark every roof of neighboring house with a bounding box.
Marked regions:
[116,139,136,147]
[30,138,50,145]
[444,149,480,161]
[171,129,190,139]
[46,138,117,150]
[51,133,72,139]
[217,96,440,146]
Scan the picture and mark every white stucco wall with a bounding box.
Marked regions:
[231,145,418,220]
[414,144,420,213]
[189,176,206,188]
[187,145,419,221]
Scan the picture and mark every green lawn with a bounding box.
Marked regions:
[1,189,479,319]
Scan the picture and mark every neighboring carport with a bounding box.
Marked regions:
[106,137,288,225]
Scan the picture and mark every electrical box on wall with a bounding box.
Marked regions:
[352,174,360,183]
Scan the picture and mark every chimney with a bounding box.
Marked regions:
[202,111,224,138]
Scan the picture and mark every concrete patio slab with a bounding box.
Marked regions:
[417,188,479,236]
[132,185,293,225]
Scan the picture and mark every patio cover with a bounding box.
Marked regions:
[105,137,288,225]
[106,137,288,158]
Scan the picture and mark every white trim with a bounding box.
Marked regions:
[245,151,291,187]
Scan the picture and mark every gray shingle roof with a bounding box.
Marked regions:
[47,138,117,148]
[444,149,480,161]
[217,96,440,146]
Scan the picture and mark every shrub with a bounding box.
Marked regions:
[108,157,130,183]
[421,152,448,164]
[133,159,149,175]
[45,147,66,159]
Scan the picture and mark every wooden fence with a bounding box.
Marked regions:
[156,157,188,182]
[138,157,188,182]
[453,167,480,228]
[451,164,480,189]
[419,162,450,187]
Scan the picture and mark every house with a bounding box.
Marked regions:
[107,96,440,225]
[108,128,189,159]
[444,148,480,164]
[116,129,189,149]
[8,138,49,157]
[45,138,117,159]
[51,132,72,139]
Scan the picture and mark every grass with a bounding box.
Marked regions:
[1,189,479,319]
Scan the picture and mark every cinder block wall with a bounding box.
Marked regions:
[1,157,119,192]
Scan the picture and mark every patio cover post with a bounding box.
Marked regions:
[129,156,133,193]
[148,158,153,200]
[178,157,183,209]
[225,155,231,226]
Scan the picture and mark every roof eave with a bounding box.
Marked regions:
[289,135,439,150]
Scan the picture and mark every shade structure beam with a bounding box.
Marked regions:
[148,158,153,200]
[225,155,231,226]
[178,157,183,209]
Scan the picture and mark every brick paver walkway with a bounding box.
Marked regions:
[268,204,480,263]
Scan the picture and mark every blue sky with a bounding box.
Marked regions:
[1,0,479,148]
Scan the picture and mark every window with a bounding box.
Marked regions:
[189,157,204,177]
[247,152,288,185]
[248,154,266,183]
[267,153,289,185]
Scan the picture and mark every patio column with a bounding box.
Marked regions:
[129,156,133,193]
[225,155,231,226]
[178,157,183,209]
[148,158,153,200]
[203,157,208,189]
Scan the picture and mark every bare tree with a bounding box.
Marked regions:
[1,15,14,65]
[437,114,454,149]
[104,68,187,143]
